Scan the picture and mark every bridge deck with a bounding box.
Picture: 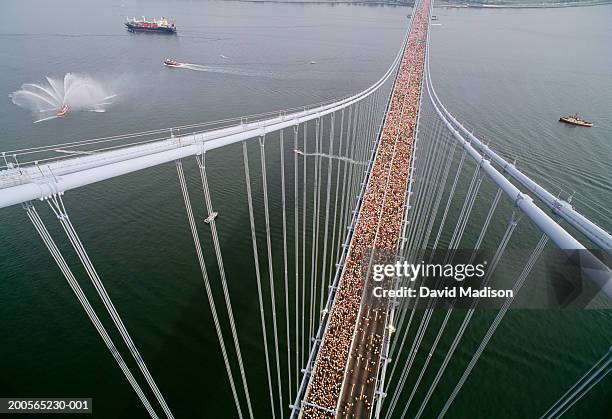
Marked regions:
[300,1,431,417]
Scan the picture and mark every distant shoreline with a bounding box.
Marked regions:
[233,0,612,8]
[235,0,409,5]
[437,0,612,9]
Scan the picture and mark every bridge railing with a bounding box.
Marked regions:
[1,95,349,171]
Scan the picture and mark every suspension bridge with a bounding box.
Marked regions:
[1,0,610,417]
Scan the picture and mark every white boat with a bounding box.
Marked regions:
[164,58,181,67]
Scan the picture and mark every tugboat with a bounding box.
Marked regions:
[559,113,593,127]
[164,58,181,67]
[57,104,69,117]
[125,17,177,34]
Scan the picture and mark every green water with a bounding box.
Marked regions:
[0,0,610,417]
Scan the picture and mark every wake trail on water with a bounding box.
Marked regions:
[9,73,118,123]
[178,63,286,79]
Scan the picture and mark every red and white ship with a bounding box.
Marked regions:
[57,104,70,117]
[559,114,593,127]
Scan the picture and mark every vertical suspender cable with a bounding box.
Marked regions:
[293,124,300,392]
[336,106,354,264]
[541,347,611,419]
[435,233,549,419]
[409,188,504,419]
[344,103,360,231]
[196,154,254,419]
[401,182,503,418]
[309,118,320,350]
[415,132,458,261]
[23,202,159,419]
[242,144,276,419]
[47,194,174,419]
[279,128,293,404]
[301,121,308,369]
[313,117,324,330]
[319,112,335,316]
[430,150,466,251]
[387,205,520,419]
[259,135,285,418]
[388,141,488,417]
[444,164,485,262]
[175,160,243,419]
[412,115,453,257]
[407,119,449,262]
[404,100,443,260]
[330,109,346,288]
[435,209,522,419]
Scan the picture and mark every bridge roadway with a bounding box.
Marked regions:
[300,0,431,417]
[337,272,393,418]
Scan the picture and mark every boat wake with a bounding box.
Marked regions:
[9,73,117,123]
[178,63,285,79]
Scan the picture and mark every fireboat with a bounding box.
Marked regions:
[559,114,593,127]
[57,104,70,117]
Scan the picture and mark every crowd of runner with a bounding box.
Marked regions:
[302,0,431,417]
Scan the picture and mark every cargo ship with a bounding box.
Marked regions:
[125,17,176,33]
[559,113,593,127]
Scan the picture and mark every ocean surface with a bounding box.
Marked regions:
[0,0,610,417]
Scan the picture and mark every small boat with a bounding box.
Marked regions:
[203,212,218,224]
[57,104,70,117]
[164,58,180,67]
[559,113,593,127]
